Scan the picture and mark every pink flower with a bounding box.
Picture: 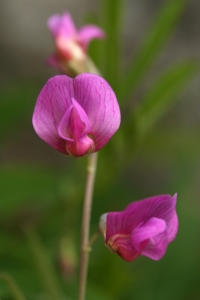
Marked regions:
[32,73,121,157]
[99,194,178,261]
[47,12,105,73]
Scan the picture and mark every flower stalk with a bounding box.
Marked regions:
[88,230,100,248]
[78,152,98,300]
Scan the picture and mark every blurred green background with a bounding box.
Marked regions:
[1,0,200,299]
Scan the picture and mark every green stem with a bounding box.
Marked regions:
[24,229,64,300]
[0,272,26,300]
[78,152,98,300]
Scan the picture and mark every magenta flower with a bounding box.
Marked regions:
[47,12,105,73]
[99,194,178,261]
[32,74,121,157]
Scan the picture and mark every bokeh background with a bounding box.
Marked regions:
[0,0,200,299]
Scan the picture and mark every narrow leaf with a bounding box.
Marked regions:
[25,229,64,300]
[101,0,123,92]
[0,273,26,300]
[85,14,103,69]
[135,60,198,135]
[120,0,187,100]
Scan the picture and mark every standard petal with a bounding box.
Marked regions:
[106,212,127,243]
[166,210,178,243]
[131,217,166,252]
[77,25,106,50]
[73,73,121,151]
[32,75,74,153]
[148,194,177,224]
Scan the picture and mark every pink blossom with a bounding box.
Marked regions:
[99,194,178,261]
[32,73,121,157]
[47,12,105,73]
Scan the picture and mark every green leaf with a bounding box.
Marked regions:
[100,0,123,92]
[0,273,26,300]
[84,14,102,70]
[0,232,42,297]
[25,229,64,300]
[119,0,187,100]
[135,60,199,135]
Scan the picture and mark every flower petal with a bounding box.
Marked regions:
[166,210,178,243]
[47,12,76,38]
[47,14,61,37]
[106,194,177,242]
[102,194,178,261]
[57,98,95,156]
[140,233,168,260]
[131,217,166,252]
[73,73,121,151]
[32,75,74,153]
[116,245,139,262]
[77,25,106,50]
[107,233,139,261]
[58,98,90,141]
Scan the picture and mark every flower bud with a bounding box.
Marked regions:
[47,12,105,75]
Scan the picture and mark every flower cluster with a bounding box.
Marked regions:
[32,12,178,264]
